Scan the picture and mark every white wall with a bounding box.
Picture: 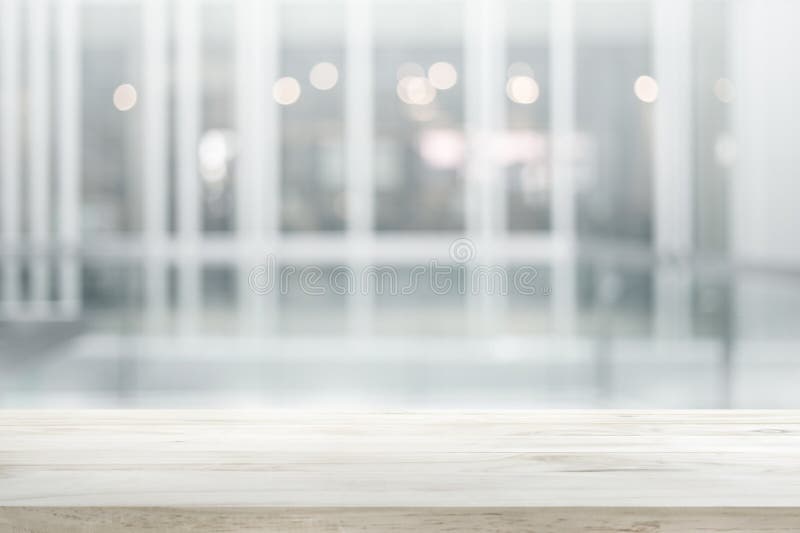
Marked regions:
[732,0,800,339]
[732,0,800,267]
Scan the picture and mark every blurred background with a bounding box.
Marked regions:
[1,0,799,408]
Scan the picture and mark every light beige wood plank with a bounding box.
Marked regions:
[1,507,799,533]
[1,411,799,531]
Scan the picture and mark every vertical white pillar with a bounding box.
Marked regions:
[262,0,281,243]
[730,1,800,338]
[653,0,693,338]
[264,0,280,335]
[463,0,482,333]
[492,2,508,334]
[175,0,201,333]
[143,0,169,332]
[484,0,506,333]
[464,0,505,334]
[464,0,499,241]
[346,0,374,336]
[492,6,507,242]
[1,0,21,316]
[28,0,51,315]
[236,0,277,335]
[236,0,267,242]
[143,0,168,249]
[176,0,200,244]
[57,0,81,318]
[346,0,374,239]
[550,0,577,337]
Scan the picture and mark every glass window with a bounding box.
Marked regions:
[278,263,349,334]
[692,0,732,254]
[279,0,346,232]
[373,0,465,231]
[575,0,653,243]
[200,1,236,233]
[81,2,142,235]
[505,0,551,232]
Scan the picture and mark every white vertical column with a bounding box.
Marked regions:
[28,0,51,314]
[236,0,277,334]
[464,0,505,334]
[1,0,21,315]
[143,0,169,333]
[550,0,577,337]
[346,0,374,336]
[175,0,201,333]
[653,0,693,338]
[729,1,800,361]
[176,0,200,244]
[57,0,81,318]
[346,0,374,239]
[491,2,508,335]
[236,0,268,242]
[262,1,280,243]
[463,0,482,333]
[464,0,501,241]
[491,6,507,242]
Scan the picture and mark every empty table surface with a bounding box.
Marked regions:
[1,410,799,531]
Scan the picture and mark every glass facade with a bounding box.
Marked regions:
[1,0,800,408]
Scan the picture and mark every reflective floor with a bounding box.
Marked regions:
[2,328,799,409]
[2,254,800,409]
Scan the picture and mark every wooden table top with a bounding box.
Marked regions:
[1,410,799,531]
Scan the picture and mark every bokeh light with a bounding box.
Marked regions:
[397,76,437,105]
[273,76,301,105]
[309,62,339,91]
[112,83,137,111]
[634,75,658,103]
[427,61,457,90]
[506,76,539,104]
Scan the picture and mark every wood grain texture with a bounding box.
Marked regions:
[1,507,799,533]
[1,410,800,531]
